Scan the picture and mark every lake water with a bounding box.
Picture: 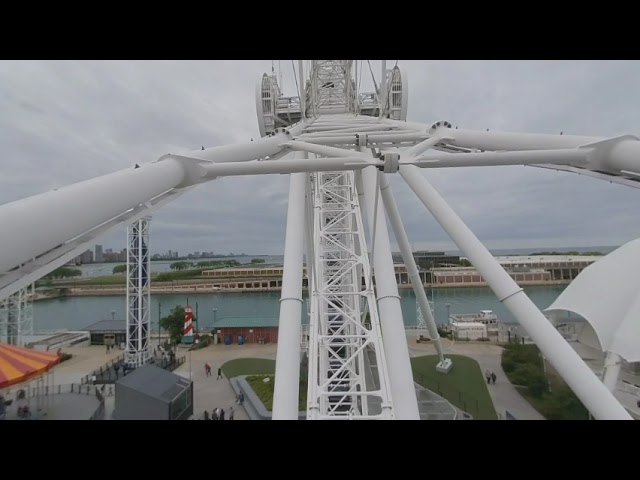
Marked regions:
[33,284,567,332]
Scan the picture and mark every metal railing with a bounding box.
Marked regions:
[81,353,125,385]
[82,354,187,385]
[2,383,106,420]
[619,380,640,397]
[413,372,483,419]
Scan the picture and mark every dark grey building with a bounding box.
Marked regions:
[114,364,193,420]
[392,250,461,269]
[83,320,126,346]
[95,244,104,263]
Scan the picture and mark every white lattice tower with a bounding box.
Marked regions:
[308,61,355,116]
[0,284,34,346]
[306,169,394,419]
[125,216,151,367]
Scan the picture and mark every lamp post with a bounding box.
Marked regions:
[445,303,451,341]
[158,302,162,346]
[111,310,116,321]
[212,308,218,328]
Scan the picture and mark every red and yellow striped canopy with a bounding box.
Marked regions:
[0,343,60,389]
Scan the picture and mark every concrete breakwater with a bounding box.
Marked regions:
[35,279,570,301]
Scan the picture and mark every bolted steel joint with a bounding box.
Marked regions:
[381,152,400,173]
[356,133,368,147]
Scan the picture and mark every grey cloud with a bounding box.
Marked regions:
[1,60,639,257]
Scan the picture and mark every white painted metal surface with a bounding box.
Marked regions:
[125,217,151,367]
[306,164,394,419]
[360,166,420,419]
[273,153,307,420]
[379,174,445,364]
[0,284,34,346]
[400,164,631,420]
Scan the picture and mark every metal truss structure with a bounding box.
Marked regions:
[125,217,151,367]
[0,284,34,346]
[306,167,394,419]
[0,60,638,420]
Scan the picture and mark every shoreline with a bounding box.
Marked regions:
[34,280,570,301]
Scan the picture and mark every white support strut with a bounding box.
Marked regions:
[399,164,632,420]
[273,152,308,420]
[360,165,420,420]
[379,174,446,364]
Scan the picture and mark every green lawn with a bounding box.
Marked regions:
[246,374,307,412]
[411,354,498,420]
[222,359,306,412]
[221,358,276,378]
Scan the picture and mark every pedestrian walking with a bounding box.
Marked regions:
[219,408,226,420]
[205,363,211,377]
[485,369,491,384]
[229,406,234,420]
[217,367,223,379]
[491,372,497,384]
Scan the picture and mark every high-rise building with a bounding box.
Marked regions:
[95,244,104,263]
[75,249,94,264]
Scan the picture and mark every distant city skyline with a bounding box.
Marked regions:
[90,241,619,260]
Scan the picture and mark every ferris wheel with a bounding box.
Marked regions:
[0,60,636,420]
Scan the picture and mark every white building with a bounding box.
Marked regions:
[450,321,487,341]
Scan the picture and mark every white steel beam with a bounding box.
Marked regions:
[201,157,380,178]
[0,160,187,274]
[297,132,429,145]
[399,164,631,420]
[430,126,602,151]
[298,60,306,119]
[379,174,446,364]
[273,152,308,420]
[284,140,370,159]
[360,165,420,420]
[379,60,387,119]
[0,188,187,301]
[0,129,306,276]
[411,148,589,169]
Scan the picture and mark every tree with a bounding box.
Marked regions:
[543,385,589,420]
[251,258,266,264]
[159,305,198,344]
[46,267,82,279]
[170,261,193,271]
[112,264,127,274]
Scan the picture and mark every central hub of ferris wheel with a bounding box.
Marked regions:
[256,60,409,137]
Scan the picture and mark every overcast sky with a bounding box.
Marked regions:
[1,60,639,256]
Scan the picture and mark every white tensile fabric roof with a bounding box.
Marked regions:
[545,238,640,363]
